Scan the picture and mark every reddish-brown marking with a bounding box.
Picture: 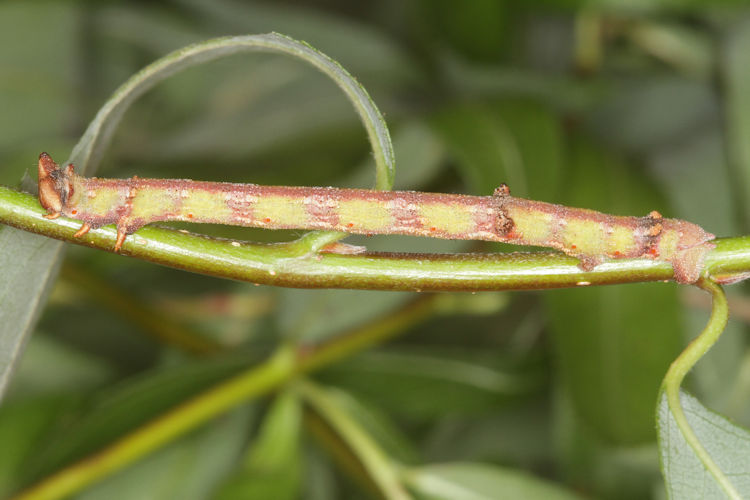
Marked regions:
[305,193,339,228]
[492,187,515,238]
[390,195,423,231]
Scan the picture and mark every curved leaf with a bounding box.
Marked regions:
[68,33,394,188]
[0,32,395,401]
[658,390,750,499]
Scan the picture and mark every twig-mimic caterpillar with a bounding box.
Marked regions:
[37,152,715,283]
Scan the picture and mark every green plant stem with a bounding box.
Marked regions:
[298,381,411,500]
[2,186,749,291]
[11,296,437,500]
[661,278,740,499]
[12,345,294,500]
[303,408,383,496]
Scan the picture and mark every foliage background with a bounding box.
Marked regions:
[1,1,748,499]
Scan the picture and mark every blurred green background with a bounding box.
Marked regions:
[1,1,749,499]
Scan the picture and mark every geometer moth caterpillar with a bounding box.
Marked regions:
[38,152,715,284]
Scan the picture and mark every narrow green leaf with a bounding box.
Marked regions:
[489,100,565,201]
[0,2,77,182]
[277,290,414,343]
[299,381,410,500]
[722,16,750,231]
[4,334,115,399]
[547,282,682,444]
[246,389,302,469]
[25,355,254,483]
[314,385,418,465]
[0,395,80,497]
[402,463,585,500]
[0,230,65,400]
[318,349,538,419]
[658,390,750,499]
[587,77,715,153]
[176,0,415,82]
[555,387,663,499]
[213,390,302,500]
[430,105,530,195]
[430,101,564,198]
[417,1,511,62]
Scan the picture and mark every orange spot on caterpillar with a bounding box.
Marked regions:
[187,213,194,219]
[570,244,577,249]
[649,248,659,256]
[263,217,271,223]
[71,209,77,215]
[346,222,354,228]
[613,250,621,257]
[430,226,437,232]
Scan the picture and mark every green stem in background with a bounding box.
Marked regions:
[11,296,437,500]
[574,9,603,74]
[11,345,295,500]
[298,381,411,500]
[3,186,750,291]
[660,278,738,499]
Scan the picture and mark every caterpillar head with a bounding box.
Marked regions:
[669,219,716,284]
[38,152,74,215]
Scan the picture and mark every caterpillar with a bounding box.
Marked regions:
[37,152,715,283]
